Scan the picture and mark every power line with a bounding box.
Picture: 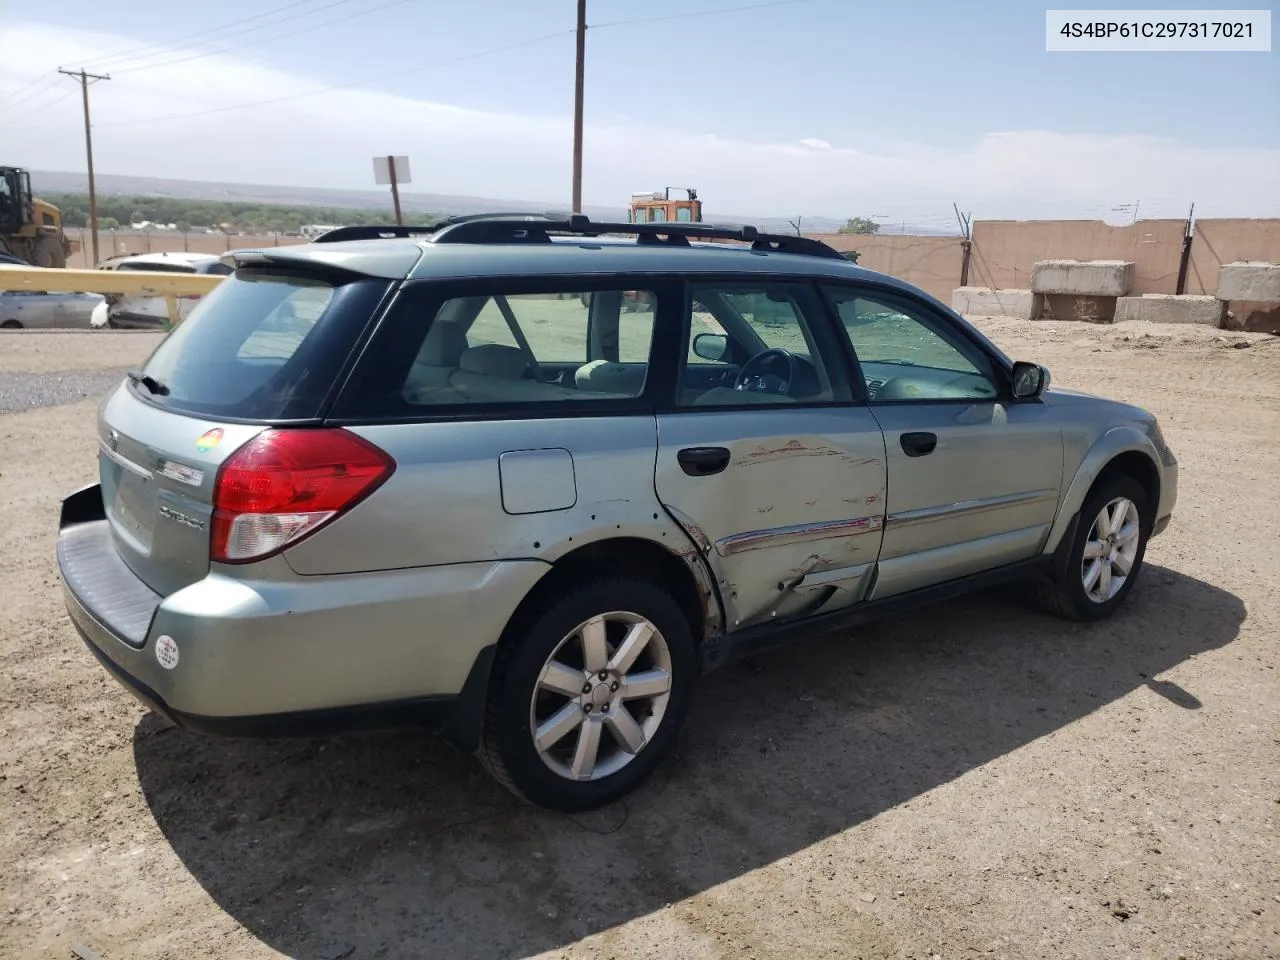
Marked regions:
[4,87,80,123]
[95,29,576,128]
[109,0,381,74]
[0,73,61,108]
[80,0,326,70]
[592,0,820,30]
[1,0,333,111]
[16,0,831,130]
[0,74,65,112]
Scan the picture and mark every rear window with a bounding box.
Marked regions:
[137,269,391,421]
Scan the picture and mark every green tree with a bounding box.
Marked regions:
[38,193,441,235]
[838,216,879,235]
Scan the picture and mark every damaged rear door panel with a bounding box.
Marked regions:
[656,410,887,629]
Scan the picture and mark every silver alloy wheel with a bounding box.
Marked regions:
[529,611,673,782]
[1081,496,1141,603]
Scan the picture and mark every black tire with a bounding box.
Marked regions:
[479,577,696,811]
[1,319,22,329]
[32,235,65,268]
[1035,472,1152,622]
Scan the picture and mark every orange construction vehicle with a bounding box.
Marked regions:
[628,187,702,224]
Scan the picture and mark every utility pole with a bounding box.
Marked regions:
[1175,202,1195,295]
[571,0,587,213]
[59,68,110,266]
[387,155,403,226]
[953,202,973,288]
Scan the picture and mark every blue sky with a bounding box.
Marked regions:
[2,0,1277,221]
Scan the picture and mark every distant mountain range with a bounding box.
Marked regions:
[30,170,951,236]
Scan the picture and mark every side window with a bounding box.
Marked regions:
[615,291,658,363]
[689,296,732,367]
[465,296,527,352]
[824,286,999,402]
[678,282,852,407]
[339,285,659,415]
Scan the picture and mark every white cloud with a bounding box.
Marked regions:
[4,22,1278,221]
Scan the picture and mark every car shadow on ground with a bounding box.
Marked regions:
[132,565,1245,959]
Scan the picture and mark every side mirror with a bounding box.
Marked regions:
[1011,361,1050,400]
[692,332,729,362]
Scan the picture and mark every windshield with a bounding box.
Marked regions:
[138,268,390,421]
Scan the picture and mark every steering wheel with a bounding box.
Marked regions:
[734,348,797,397]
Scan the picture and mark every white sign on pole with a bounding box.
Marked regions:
[373,156,411,185]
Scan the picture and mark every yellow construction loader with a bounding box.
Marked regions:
[0,166,79,267]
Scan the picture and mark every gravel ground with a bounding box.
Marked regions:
[0,369,132,414]
[0,330,161,376]
[1,322,1278,960]
[0,330,160,414]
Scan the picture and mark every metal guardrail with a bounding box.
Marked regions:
[0,265,225,296]
[0,265,226,329]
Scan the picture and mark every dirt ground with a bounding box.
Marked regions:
[1,319,1278,960]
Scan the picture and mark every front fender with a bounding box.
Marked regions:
[1044,426,1162,556]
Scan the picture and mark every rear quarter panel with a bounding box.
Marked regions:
[283,415,696,573]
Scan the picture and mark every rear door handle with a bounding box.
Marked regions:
[900,432,937,457]
[677,446,731,477]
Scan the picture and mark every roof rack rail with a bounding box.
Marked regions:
[312,225,437,243]
[427,215,846,260]
[312,212,559,244]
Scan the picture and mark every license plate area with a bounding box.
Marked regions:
[101,442,157,555]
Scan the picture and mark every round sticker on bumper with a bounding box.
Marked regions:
[155,635,180,670]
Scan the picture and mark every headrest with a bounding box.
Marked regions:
[418,322,469,367]
[575,359,647,394]
[458,343,529,379]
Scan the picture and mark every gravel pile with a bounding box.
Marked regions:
[0,368,129,414]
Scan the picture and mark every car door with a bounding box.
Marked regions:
[821,283,1064,600]
[52,292,93,328]
[25,293,60,328]
[654,279,888,631]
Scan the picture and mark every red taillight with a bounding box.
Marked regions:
[211,428,395,564]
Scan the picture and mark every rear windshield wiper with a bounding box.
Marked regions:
[127,370,170,396]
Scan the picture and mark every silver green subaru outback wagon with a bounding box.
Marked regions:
[57,215,1177,811]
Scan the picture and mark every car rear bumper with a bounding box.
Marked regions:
[57,483,548,746]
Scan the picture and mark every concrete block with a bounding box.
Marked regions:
[951,286,1034,319]
[1035,294,1118,324]
[1216,261,1280,302]
[1031,260,1135,296]
[1114,294,1224,326]
[1223,300,1280,334]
